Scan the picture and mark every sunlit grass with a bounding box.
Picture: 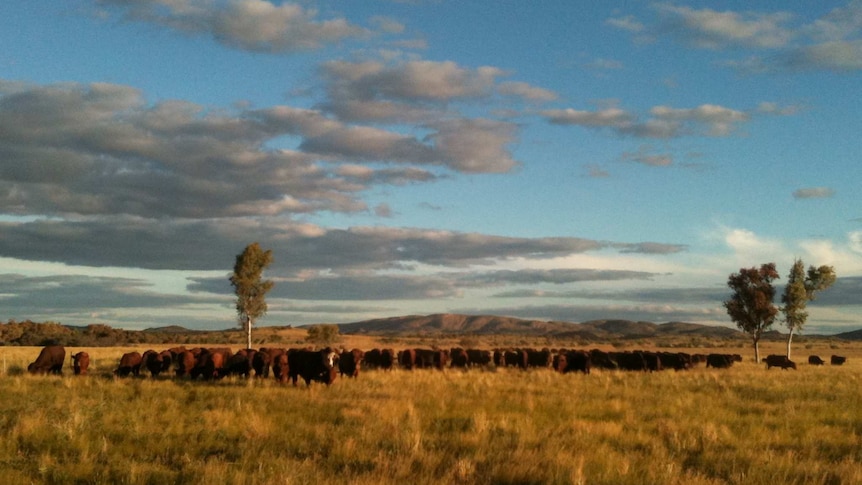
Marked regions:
[0,345,860,484]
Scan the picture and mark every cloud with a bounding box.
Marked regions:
[615,2,862,73]
[793,187,835,199]
[0,217,684,272]
[653,3,795,49]
[319,59,554,123]
[0,80,523,222]
[96,0,370,53]
[542,103,750,139]
[454,302,728,326]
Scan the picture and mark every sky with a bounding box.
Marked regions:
[1,1,861,334]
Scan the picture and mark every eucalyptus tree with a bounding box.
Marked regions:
[229,243,274,350]
[724,263,780,363]
[781,259,836,358]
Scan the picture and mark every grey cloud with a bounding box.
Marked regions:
[0,218,680,272]
[0,273,226,319]
[96,0,370,53]
[465,268,657,286]
[0,81,522,221]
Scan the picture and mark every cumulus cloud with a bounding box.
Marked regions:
[793,187,835,199]
[96,0,370,53]
[614,2,862,73]
[653,3,795,49]
[0,81,524,220]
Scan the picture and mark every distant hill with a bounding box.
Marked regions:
[835,328,862,341]
[143,325,194,333]
[336,313,742,340]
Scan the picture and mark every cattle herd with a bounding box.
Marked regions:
[24,345,850,385]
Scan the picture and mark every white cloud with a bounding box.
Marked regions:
[793,187,835,199]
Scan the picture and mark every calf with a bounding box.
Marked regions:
[808,355,825,366]
[831,355,847,366]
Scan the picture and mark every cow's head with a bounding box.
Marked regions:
[323,349,339,369]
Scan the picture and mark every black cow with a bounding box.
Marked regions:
[527,348,554,369]
[227,349,256,378]
[288,348,340,386]
[808,355,825,366]
[556,350,591,374]
[339,348,365,378]
[611,351,648,371]
[659,352,692,371]
[831,355,847,366]
[705,353,735,369]
[142,350,171,378]
[589,349,618,370]
[398,348,417,370]
[765,354,796,370]
[28,345,66,375]
[449,348,469,369]
[466,349,492,368]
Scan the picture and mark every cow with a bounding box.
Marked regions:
[192,348,232,380]
[28,345,66,375]
[527,348,554,369]
[449,348,469,369]
[589,349,618,370]
[399,348,417,370]
[659,352,692,371]
[504,349,528,369]
[227,349,256,378]
[272,352,290,384]
[611,351,648,371]
[556,350,591,374]
[808,355,825,366]
[831,355,847,366]
[705,353,735,369]
[71,351,89,376]
[288,348,340,386]
[142,350,170,378]
[466,349,492,368]
[175,350,196,378]
[114,351,143,377]
[338,348,365,378]
[765,354,796,370]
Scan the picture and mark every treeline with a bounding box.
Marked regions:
[0,320,268,347]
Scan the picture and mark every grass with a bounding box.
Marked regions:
[0,344,860,484]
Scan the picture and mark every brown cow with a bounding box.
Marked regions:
[71,351,89,375]
[175,350,196,378]
[115,351,143,377]
[28,345,66,375]
[272,352,290,383]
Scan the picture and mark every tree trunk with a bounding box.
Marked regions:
[786,328,794,359]
[753,338,760,363]
[246,316,253,351]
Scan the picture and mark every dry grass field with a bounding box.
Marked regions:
[1,339,860,485]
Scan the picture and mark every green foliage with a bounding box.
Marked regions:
[229,242,274,348]
[305,324,340,345]
[724,263,780,362]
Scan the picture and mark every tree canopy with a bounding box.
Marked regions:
[229,242,274,350]
[724,263,779,363]
[781,259,836,358]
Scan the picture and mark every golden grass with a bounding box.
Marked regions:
[1,343,860,484]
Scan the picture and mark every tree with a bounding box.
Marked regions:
[229,243,274,350]
[781,259,836,359]
[724,263,779,363]
[305,324,340,346]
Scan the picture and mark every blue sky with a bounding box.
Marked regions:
[1,1,861,333]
